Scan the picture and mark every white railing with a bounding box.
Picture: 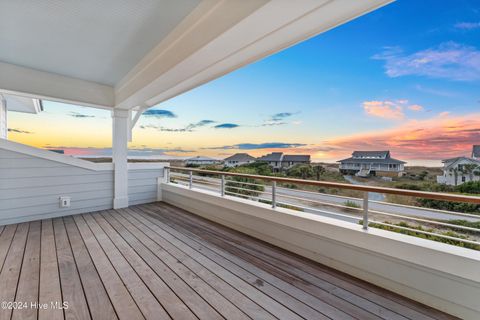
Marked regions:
[165,167,480,250]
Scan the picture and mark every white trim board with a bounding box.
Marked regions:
[0,139,112,171]
[0,140,170,172]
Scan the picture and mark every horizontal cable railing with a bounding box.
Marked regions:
[166,166,480,250]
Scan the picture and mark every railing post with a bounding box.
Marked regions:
[221,175,225,196]
[189,171,193,189]
[272,181,277,209]
[363,192,369,230]
[165,167,170,183]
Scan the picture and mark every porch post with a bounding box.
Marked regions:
[112,109,130,208]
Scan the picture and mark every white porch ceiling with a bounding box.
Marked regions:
[0,0,393,110]
[0,0,201,86]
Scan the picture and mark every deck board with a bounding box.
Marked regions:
[140,203,414,320]
[136,205,377,320]
[115,209,275,320]
[12,221,41,320]
[62,216,118,320]
[0,223,29,320]
[53,218,91,320]
[0,203,458,320]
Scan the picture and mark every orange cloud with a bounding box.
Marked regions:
[363,100,404,119]
[295,113,480,161]
[363,100,425,120]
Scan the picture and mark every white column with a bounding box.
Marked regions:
[0,96,7,139]
[112,109,130,208]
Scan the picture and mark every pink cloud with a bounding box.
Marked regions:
[320,113,480,160]
[363,100,404,120]
[363,100,425,120]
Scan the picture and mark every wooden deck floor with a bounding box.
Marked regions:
[0,202,456,320]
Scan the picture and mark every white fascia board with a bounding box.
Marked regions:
[114,0,393,109]
[0,62,115,110]
[0,139,113,171]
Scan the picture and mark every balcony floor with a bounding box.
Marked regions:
[0,202,456,320]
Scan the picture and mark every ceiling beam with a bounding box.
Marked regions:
[114,0,269,109]
[114,0,392,110]
[0,62,115,109]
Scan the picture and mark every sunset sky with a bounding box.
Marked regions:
[7,0,480,166]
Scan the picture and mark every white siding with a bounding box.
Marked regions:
[0,145,166,225]
[0,148,113,225]
[128,169,164,205]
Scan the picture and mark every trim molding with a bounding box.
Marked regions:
[0,139,113,171]
[0,62,114,109]
[0,139,169,171]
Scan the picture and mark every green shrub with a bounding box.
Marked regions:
[286,164,315,179]
[234,162,273,176]
[456,181,480,194]
[395,183,423,191]
[416,199,480,214]
[344,200,360,209]
[225,167,265,197]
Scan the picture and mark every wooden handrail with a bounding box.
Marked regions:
[166,166,480,204]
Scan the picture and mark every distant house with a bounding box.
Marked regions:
[338,151,406,177]
[472,145,480,160]
[281,154,311,168]
[185,156,220,166]
[437,146,480,185]
[224,153,256,167]
[257,152,284,171]
[257,152,310,171]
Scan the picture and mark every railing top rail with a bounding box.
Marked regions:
[166,166,480,204]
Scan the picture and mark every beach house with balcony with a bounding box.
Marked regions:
[338,151,406,177]
[0,1,478,319]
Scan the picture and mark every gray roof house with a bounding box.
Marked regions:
[282,154,311,168]
[257,152,284,169]
[257,152,310,170]
[338,151,406,177]
[224,153,256,167]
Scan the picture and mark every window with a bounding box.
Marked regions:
[462,176,466,182]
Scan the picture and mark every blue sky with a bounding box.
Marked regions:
[8,0,480,165]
